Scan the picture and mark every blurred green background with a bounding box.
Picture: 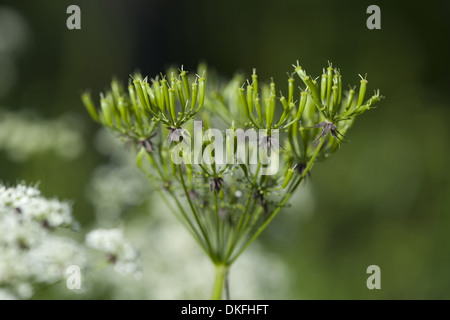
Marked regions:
[1,0,449,299]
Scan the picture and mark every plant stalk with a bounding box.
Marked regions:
[228,137,326,265]
[211,263,228,300]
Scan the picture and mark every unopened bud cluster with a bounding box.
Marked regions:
[82,67,206,143]
[82,61,382,291]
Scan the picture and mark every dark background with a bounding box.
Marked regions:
[1,0,450,299]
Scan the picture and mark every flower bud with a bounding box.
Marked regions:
[303,76,321,110]
[198,76,206,111]
[265,94,276,130]
[304,93,316,125]
[180,70,190,101]
[140,81,151,110]
[344,88,356,112]
[356,76,368,108]
[147,85,158,112]
[252,69,258,98]
[246,84,254,115]
[190,81,198,112]
[128,84,141,118]
[160,78,170,114]
[100,95,113,127]
[255,97,262,121]
[295,91,308,120]
[81,92,99,122]
[168,88,177,121]
[288,76,295,103]
[320,72,327,104]
[280,95,288,110]
[270,80,276,96]
[293,63,305,78]
[152,79,164,112]
[170,74,176,90]
[293,63,322,110]
[117,97,130,125]
[336,73,342,107]
[144,81,158,113]
[326,65,333,105]
[331,85,338,116]
[238,87,249,117]
[175,79,186,113]
[133,80,147,109]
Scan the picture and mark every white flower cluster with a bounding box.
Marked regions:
[0,183,143,300]
[0,183,87,299]
[0,110,84,162]
[86,228,141,278]
[0,183,73,230]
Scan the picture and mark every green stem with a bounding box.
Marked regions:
[137,155,209,256]
[228,137,326,265]
[211,263,228,300]
[170,192,210,256]
[214,191,221,260]
[225,163,261,260]
[178,165,215,259]
[239,197,258,239]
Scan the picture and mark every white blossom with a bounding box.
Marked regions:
[27,236,87,284]
[0,110,84,162]
[0,183,73,229]
[0,183,87,299]
[86,228,140,278]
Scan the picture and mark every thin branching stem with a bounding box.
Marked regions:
[178,165,215,260]
[228,137,326,265]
